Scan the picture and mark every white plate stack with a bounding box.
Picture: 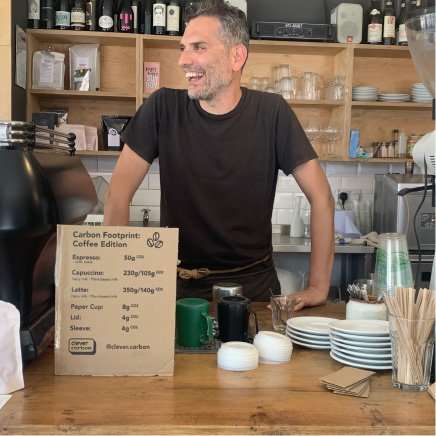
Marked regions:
[286,316,337,349]
[410,83,433,103]
[378,92,410,102]
[217,342,259,371]
[253,331,293,364]
[329,320,392,370]
[352,86,378,101]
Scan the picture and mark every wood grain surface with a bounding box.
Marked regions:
[0,304,434,435]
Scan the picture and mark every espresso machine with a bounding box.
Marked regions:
[0,121,97,363]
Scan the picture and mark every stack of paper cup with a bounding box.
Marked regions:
[217,342,259,371]
[253,331,293,364]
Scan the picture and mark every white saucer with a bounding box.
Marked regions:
[332,348,392,365]
[329,320,389,336]
[287,316,336,335]
[288,336,330,350]
[330,334,391,348]
[330,351,392,370]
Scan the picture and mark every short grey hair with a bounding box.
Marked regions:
[185,0,250,51]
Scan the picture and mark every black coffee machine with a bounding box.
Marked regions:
[0,121,97,363]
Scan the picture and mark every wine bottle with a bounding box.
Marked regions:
[143,0,153,33]
[397,0,408,46]
[28,0,41,29]
[367,0,383,44]
[120,0,134,32]
[152,1,166,35]
[383,0,396,45]
[85,0,97,31]
[99,0,115,31]
[71,0,86,30]
[41,0,55,29]
[131,0,142,33]
[56,0,71,30]
[166,0,180,36]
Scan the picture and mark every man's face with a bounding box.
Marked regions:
[178,16,235,101]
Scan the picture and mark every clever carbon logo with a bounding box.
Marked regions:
[68,338,96,355]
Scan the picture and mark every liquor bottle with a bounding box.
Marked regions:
[131,0,142,33]
[367,0,383,44]
[383,0,396,45]
[71,0,86,30]
[397,0,408,45]
[181,0,198,32]
[120,0,134,32]
[166,0,180,35]
[41,0,55,29]
[28,0,41,29]
[56,0,71,30]
[85,0,98,31]
[99,0,115,31]
[143,0,153,33]
[152,1,166,35]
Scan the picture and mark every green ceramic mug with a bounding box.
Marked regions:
[176,298,214,348]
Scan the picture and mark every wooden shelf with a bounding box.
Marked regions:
[27,29,137,46]
[288,99,344,107]
[249,39,348,55]
[30,89,136,99]
[352,101,432,110]
[353,44,411,58]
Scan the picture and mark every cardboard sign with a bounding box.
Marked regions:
[143,62,160,94]
[54,225,179,376]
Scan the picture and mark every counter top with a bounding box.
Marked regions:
[129,223,374,254]
[0,304,433,435]
[272,234,375,254]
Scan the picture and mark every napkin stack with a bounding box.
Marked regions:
[320,366,375,398]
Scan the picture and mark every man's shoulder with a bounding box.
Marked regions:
[150,87,188,103]
[245,88,285,108]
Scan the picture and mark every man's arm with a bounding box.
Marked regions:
[290,159,335,310]
[104,144,151,226]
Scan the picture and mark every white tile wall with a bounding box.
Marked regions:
[88,160,405,228]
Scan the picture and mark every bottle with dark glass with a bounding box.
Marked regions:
[367,0,383,44]
[408,0,418,17]
[166,0,180,35]
[28,0,41,28]
[120,0,134,32]
[181,0,198,33]
[143,0,153,33]
[41,0,55,29]
[85,0,98,31]
[99,0,115,31]
[397,0,408,45]
[131,0,142,33]
[56,0,71,30]
[71,0,86,30]
[383,0,396,45]
[152,1,167,35]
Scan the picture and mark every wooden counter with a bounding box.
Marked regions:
[1,304,434,435]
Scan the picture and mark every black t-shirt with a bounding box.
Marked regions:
[122,87,317,269]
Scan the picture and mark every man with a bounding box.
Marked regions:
[104,0,335,309]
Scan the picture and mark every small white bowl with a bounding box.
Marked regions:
[217,342,259,371]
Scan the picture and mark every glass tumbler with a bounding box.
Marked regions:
[270,295,295,334]
[373,233,414,298]
[389,314,435,391]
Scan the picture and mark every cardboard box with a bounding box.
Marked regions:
[54,225,179,376]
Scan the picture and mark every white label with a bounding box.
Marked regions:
[56,11,71,26]
[108,128,120,149]
[131,5,138,29]
[71,10,86,25]
[153,3,166,27]
[28,0,40,19]
[398,23,407,43]
[40,57,55,85]
[368,23,382,43]
[0,125,7,141]
[76,56,90,69]
[166,5,180,32]
[99,15,114,29]
[383,16,396,38]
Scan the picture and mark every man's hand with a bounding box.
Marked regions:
[290,286,329,311]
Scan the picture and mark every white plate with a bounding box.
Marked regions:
[287,316,337,335]
[287,336,331,350]
[330,351,392,370]
[331,344,391,359]
[330,331,390,343]
[286,327,330,341]
[329,320,389,336]
[332,348,392,365]
[287,331,330,345]
[330,335,391,349]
